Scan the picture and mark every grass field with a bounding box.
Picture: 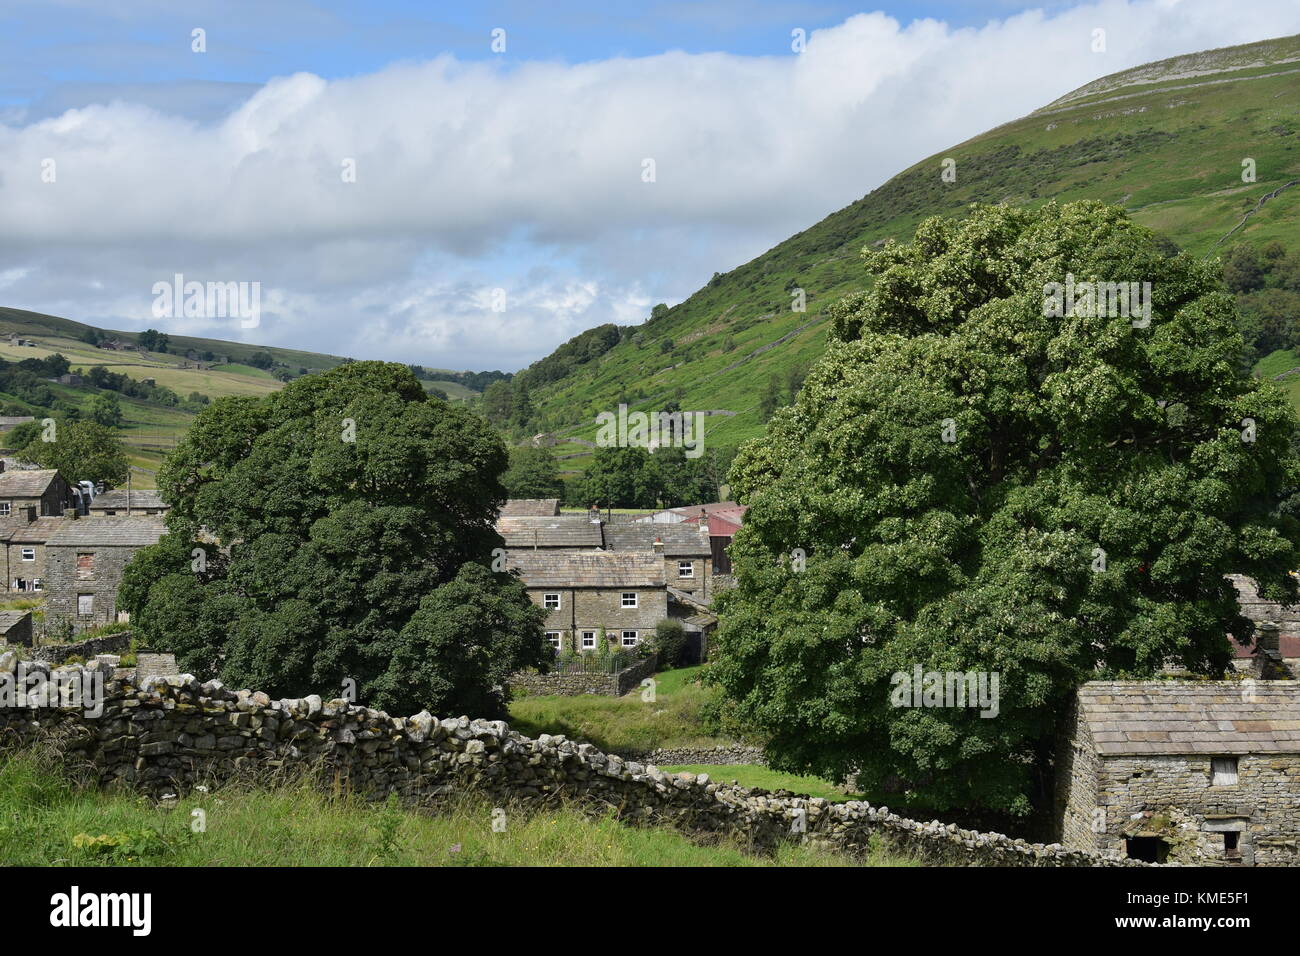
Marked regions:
[657,764,858,803]
[507,665,749,754]
[0,753,911,867]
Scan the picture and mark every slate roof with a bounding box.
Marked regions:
[0,516,68,544]
[0,469,61,498]
[507,550,664,588]
[499,498,560,517]
[496,515,603,549]
[1077,681,1300,756]
[0,610,30,633]
[87,488,169,512]
[603,523,710,557]
[45,517,168,547]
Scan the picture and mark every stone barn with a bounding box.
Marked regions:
[44,516,167,630]
[1056,680,1300,866]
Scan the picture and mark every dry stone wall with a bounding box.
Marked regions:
[619,745,767,766]
[0,655,1143,866]
[509,653,658,698]
[27,632,131,665]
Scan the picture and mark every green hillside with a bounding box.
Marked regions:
[516,34,1300,460]
[0,307,500,489]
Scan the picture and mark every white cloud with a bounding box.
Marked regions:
[1,0,1298,369]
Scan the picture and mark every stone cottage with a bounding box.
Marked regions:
[0,513,63,593]
[0,610,33,647]
[1228,574,1300,672]
[43,516,167,630]
[603,522,713,598]
[0,467,76,520]
[86,487,170,516]
[507,550,667,654]
[1056,680,1300,866]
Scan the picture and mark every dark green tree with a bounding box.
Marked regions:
[711,201,1300,814]
[579,445,661,508]
[502,445,565,500]
[118,361,548,718]
[88,393,123,428]
[652,446,710,507]
[18,420,129,485]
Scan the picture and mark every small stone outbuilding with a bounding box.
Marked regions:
[1056,680,1300,866]
[0,610,33,647]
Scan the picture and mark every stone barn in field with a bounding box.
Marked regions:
[1056,680,1300,866]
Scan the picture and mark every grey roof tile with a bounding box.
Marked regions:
[1078,680,1300,756]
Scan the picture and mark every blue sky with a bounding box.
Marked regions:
[1,0,1297,369]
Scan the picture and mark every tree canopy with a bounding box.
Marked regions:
[18,420,129,485]
[710,201,1300,814]
[502,445,565,500]
[119,361,548,718]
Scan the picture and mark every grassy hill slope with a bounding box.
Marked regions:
[523,34,1300,460]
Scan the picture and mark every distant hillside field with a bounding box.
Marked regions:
[514,34,1300,458]
[0,306,501,490]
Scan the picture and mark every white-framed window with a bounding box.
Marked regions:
[621,592,637,608]
[545,631,562,650]
[621,630,638,647]
[0,503,9,516]
[543,592,561,610]
[678,561,694,578]
[581,631,596,649]
[77,593,93,616]
[20,548,35,561]
[31,578,40,592]
[1211,756,1239,787]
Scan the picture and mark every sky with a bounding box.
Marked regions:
[2,0,1299,372]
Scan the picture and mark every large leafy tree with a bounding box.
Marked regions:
[502,445,565,500]
[711,202,1300,814]
[579,445,662,508]
[119,361,548,718]
[18,420,129,485]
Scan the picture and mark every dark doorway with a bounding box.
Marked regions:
[1223,831,1242,861]
[1125,837,1170,863]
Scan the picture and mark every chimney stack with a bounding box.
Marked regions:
[62,507,78,520]
[653,537,664,553]
[1252,621,1291,680]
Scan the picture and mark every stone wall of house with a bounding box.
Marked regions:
[1092,755,1300,866]
[0,654,1140,866]
[44,544,138,629]
[528,586,669,651]
[509,653,658,698]
[1055,697,1101,850]
[1056,692,1300,865]
[663,556,711,597]
[3,539,47,593]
